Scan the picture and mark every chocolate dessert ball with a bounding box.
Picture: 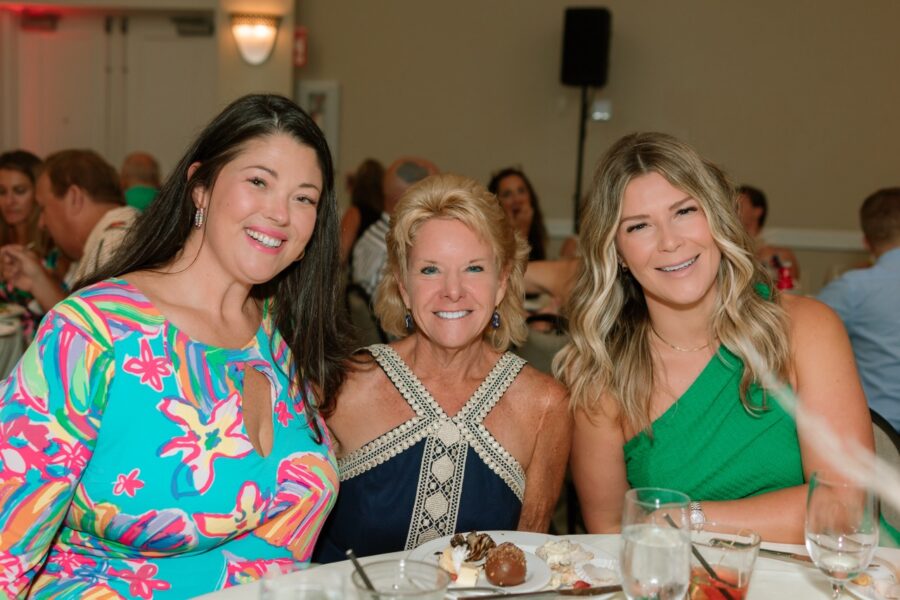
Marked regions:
[485,542,527,586]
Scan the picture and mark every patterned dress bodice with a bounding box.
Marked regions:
[314,344,527,562]
[0,279,338,598]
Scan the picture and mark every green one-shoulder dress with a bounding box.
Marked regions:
[623,344,900,547]
[624,346,803,500]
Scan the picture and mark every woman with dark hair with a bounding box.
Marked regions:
[0,94,351,597]
[488,167,548,261]
[339,158,385,263]
[737,184,801,286]
[0,150,69,339]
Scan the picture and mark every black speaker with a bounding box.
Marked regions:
[561,7,611,87]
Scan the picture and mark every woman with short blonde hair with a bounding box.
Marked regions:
[316,173,571,562]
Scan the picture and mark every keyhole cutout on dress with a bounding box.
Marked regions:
[242,367,274,458]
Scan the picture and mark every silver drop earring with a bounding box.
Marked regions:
[193,207,205,229]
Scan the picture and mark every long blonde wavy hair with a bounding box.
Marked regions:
[554,132,791,433]
[374,173,530,352]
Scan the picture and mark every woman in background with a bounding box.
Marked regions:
[315,174,570,562]
[339,158,385,264]
[737,184,801,286]
[557,132,872,543]
[0,94,350,597]
[0,150,68,339]
[488,167,548,262]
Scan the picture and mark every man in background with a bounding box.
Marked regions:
[351,156,438,298]
[0,150,138,310]
[120,151,161,211]
[819,187,900,431]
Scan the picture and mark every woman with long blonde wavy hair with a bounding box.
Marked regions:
[556,132,873,542]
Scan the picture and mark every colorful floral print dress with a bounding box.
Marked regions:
[0,278,339,598]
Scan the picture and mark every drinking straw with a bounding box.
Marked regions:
[663,513,735,600]
[346,549,377,595]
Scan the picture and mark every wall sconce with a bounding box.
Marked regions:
[231,14,281,66]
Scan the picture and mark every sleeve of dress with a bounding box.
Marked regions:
[0,296,114,598]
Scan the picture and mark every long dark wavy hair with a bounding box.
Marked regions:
[487,167,548,261]
[81,93,352,430]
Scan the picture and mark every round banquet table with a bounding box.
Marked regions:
[192,533,900,599]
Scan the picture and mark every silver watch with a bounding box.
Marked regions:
[690,501,706,527]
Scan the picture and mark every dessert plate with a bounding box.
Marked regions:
[574,555,620,586]
[407,531,553,593]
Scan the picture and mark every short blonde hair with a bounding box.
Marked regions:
[375,173,529,351]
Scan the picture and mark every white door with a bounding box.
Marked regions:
[121,14,218,177]
[1,9,218,179]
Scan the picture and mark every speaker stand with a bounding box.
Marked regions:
[573,85,589,234]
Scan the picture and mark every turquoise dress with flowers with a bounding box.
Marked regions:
[0,278,338,598]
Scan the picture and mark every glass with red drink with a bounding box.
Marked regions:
[688,523,759,600]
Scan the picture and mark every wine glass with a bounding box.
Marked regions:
[805,472,879,598]
[620,487,692,600]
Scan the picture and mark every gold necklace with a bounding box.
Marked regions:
[650,324,715,352]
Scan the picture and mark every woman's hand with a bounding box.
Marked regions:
[1,244,44,291]
[0,244,66,310]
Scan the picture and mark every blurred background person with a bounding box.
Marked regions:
[0,150,69,340]
[339,158,385,264]
[819,187,900,432]
[0,94,349,597]
[558,132,873,543]
[120,151,162,211]
[351,156,438,299]
[316,174,570,562]
[0,149,136,313]
[737,184,801,288]
[488,167,548,261]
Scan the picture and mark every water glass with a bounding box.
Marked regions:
[260,563,344,599]
[260,579,343,600]
[349,559,450,600]
[805,472,879,598]
[688,522,760,600]
[620,487,692,600]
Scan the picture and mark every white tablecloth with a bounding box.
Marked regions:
[193,534,900,599]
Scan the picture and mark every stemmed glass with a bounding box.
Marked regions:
[805,472,879,598]
[620,487,692,600]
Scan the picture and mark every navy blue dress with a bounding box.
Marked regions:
[314,345,527,562]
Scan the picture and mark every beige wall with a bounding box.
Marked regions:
[295,0,898,292]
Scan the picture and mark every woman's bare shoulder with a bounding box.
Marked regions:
[780,293,844,334]
[508,363,569,410]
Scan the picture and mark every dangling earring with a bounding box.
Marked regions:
[491,310,501,329]
[193,207,205,229]
[404,313,414,332]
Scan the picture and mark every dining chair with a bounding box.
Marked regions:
[871,408,900,532]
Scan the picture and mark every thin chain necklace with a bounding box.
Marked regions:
[650,324,716,353]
